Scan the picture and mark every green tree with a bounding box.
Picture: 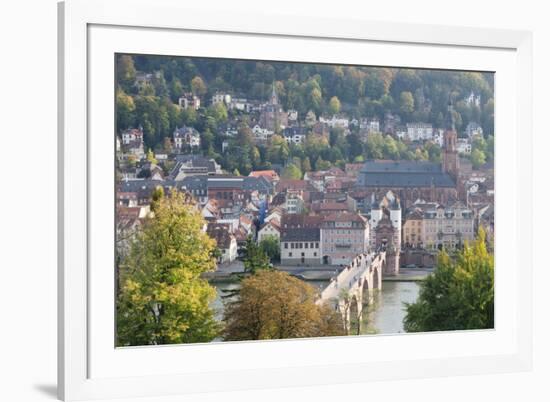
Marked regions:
[117,190,220,346]
[301,156,312,173]
[259,235,280,262]
[328,96,341,115]
[223,270,344,340]
[470,148,486,169]
[404,228,494,332]
[116,55,136,91]
[116,88,136,131]
[241,236,271,274]
[281,163,302,179]
[146,149,158,165]
[399,91,415,114]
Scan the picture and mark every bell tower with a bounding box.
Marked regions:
[443,96,459,180]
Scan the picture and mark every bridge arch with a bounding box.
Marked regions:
[373,266,380,289]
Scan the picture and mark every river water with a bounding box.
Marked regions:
[211,279,420,335]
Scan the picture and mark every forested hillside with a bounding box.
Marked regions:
[116,54,494,174]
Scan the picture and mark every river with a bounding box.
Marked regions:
[211,279,420,335]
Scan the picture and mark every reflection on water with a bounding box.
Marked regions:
[367,281,420,334]
[211,280,420,335]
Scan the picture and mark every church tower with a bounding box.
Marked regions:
[442,96,459,180]
[270,82,279,105]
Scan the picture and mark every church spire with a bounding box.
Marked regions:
[270,82,278,105]
[446,93,455,131]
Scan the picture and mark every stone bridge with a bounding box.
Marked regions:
[316,251,386,335]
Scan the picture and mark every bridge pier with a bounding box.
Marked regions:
[317,251,387,334]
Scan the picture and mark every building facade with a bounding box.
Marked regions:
[320,212,369,265]
[280,228,321,265]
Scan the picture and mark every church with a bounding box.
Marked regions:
[356,99,460,208]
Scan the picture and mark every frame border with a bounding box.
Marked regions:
[58,0,533,400]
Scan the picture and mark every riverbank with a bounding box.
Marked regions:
[204,261,433,283]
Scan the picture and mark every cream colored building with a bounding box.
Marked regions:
[421,202,475,250]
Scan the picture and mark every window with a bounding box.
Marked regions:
[284,243,288,249]
[305,243,309,249]
[316,242,319,248]
[301,252,305,257]
[289,252,292,257]
[291,243,294,249]
[314,252,317,257]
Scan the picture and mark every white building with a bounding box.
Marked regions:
[280,228,321,265]
[211,92,231,106]
[252,124,274,141]
[464,122,484,139]
[287,109,298,122]
[464,92,481,107]
[359,118,380,133]
[285,193,305,214]
[121,127,143,145]
[406,122,434,141]
[457,138,472,154]
[257,220,281,244]
[319,115,349,129]
[207,223,238,264]
[421,202,475,251]
[178,93,201,110]
[173,126,200,150]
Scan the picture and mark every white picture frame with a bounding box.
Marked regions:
[58,0,533,400]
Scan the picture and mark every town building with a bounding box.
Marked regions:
[320,212,369,266]
[283,126,308,145]
[248,170,280,184]
[356,99,460,207]
[259,84,288,132]
[369,195,402,275]
[319,115,350,129]
[121,127,145,158]
[173,126,200,150]
[170,155,221,181]
[464,121,484,139]
[420,201,475,251]
[257,219,281,244]
[280,227,321,265]
[405,122,434,141]
[211,92,231,106]
[457,138,472,155]
[207,223,238,264]
[464,91,481,107]
[178,92,201,110]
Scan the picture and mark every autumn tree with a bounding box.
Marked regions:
[404,228,494,332]
[116,55,136,91]
[117,190,220,346]
[191,76,207,97]
[223,270,345,340]
[116,88,136,131]
[328,96,341,115]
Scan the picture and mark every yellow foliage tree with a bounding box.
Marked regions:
[117,190,220,346]
[223,270,344,341]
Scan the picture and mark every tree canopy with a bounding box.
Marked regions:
[117,190,220,346]
[223,270,345,341]
[404,228,494,332]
